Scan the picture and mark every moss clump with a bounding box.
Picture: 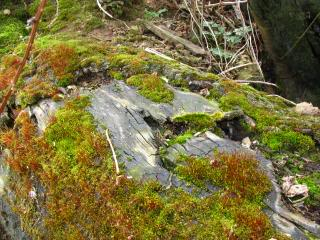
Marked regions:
[262,130,315,154]
[0,55,21,92]
[173,112,224,132]
[176,152,271,201]
[219,82,318,155]
[0,16,27,55]
[109,70,124,80]
[167,131,193,146]
[126,74,174,103]
[16,78,58,107]
[19,36,109,87]
[298,173,320,207]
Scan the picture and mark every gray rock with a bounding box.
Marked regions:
[0,109,11,129]
[0,150,30,240]
[30,99,62,132]
[87,81,219,187]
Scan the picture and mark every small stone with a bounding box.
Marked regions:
[244,115,256,128]
[176,43,184,50]
[200,88,210,97]
[3,9,11,15]
[282,176,309,198]
[241,137,251,149]
[295,102,320,115]
[29,190,37,199]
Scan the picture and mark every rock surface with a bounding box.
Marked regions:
[0,151,30,240]
[87,81,219,186]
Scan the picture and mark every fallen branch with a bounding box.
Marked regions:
[234,80,278,88]
[0,0,48,115]
[144,22,207,55]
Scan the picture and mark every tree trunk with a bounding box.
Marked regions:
[249,0,320,105]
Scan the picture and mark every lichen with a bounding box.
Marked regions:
[126,74,174,103]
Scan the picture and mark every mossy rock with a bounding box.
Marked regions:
[173,112,224,132]
[126,74,174,103]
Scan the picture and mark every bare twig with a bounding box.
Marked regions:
[234,80,278,87]
[96,0,114,19]
[267,94,297,106]
[105,129,120,175]
[219,62,255,75]
[48,0,59,27]
[0,0,48,115]
[206,1,247,8]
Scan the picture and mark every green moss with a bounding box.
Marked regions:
[16,78,58,107]
[167,131,193,146]
[0,16,27,55]
[298,172,320,207]
[126,74,174,103]
[219,82,318,156]
[28,0,103,33]
[109,71,124,80]
[262,130,315,154]
[173,112,224,132]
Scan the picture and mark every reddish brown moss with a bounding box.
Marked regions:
[36,44,78,87]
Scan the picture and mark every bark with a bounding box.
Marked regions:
[249,0,320,105]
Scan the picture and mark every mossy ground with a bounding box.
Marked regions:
[0,99,288,239]
[27,0,104,33]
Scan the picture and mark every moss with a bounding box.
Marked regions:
[27,0,103,33]
[219,82,318,156]
[262,130,315,154]
[16,78,58,107]
[298,173,320,207]
[167,131,193,146]
[0,16,27,55]
[173,112,224,132]
[16,36,109,87]
[176,152,272,202]
[126,74,174,103]
[109,71,124,80]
